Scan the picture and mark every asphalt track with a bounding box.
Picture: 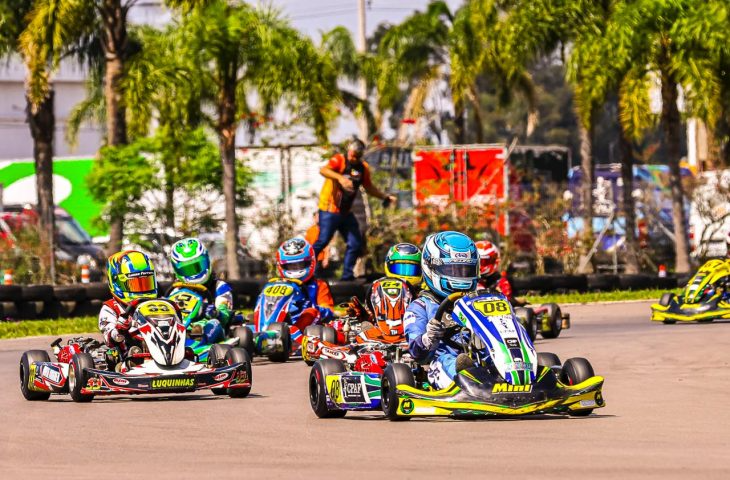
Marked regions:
[1,300,729,479]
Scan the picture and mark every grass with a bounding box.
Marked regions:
[0,288,683,340]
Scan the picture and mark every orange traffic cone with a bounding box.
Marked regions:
[80,265,90,284]
[3,269,12,285]
[658,264,667,278]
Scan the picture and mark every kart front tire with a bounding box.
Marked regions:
[20,350,51,401]
[225,348,252,398]
[382,363,415,421]
[541,304,563,339]
[309,359,347,418]
[537,352,562,371]
[515,307,538,343]
[560,358,596,416]
[659,292,675,306]
[267,323,291,363]
[322,326,337,345]
[69,353,95,403]
[231,326,255,359]
[303,326,323,366]
[208,344,233,395]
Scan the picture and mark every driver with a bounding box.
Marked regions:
[168,237,234,344]
[276,238,335,341]
[404,231,479,389]
[99,250,158,354]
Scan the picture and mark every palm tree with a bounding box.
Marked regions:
[22,0,135,252]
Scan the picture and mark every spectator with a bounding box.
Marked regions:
[313,138,395,281]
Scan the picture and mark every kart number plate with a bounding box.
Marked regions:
[473,299,510,316]
[169,291,202,314]
[264,285,294,297]
[138,300,176,317]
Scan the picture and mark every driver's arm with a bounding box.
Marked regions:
[403,300,432,361]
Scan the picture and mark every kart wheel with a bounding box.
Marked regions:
[225,348,252,398]
[537,352,562,371]
[659,292,675,306]
[69,353,95,403]
[309,359,347,418]
[540,304,562,339]
[321,326,337,345]
[208,344,233,395]
[382,363,415,421]
[266,323,291,363]
[515,307,537,343]
[231,326,255,359]
[303,325,323,366]
[19,350,51,401]
[560,358,596,416]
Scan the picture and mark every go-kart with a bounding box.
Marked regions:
[167,282,254,360]
[19,298,252,402]
[247,277,320,362]
[651,259,730,323]
[326,290,603,420]
[514,303,571,341]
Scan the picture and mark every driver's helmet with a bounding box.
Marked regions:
[384,243,422,286]
[107,250,157,304]
[170,237,212,284]
[475,240,500,277]
[367,277,413,337]
[421,231,479,298]
[276,238,316,282]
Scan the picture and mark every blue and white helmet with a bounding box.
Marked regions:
[421,231,479,298]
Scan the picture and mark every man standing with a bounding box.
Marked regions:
[314,138,395,281]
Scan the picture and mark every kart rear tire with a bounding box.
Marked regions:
[540,304,562,339]
[208,344,233,395]
[560,358,596,416]
[659,292,675,306]
[537,352,562,370]
[303,325,323,366]
[266,323,291,363]
[231,326,255,359]
[69,353,96,403]
[515,307,537,343]
[321,326,337,345]
[19,350,51,401]
[382,363,416,421]
[309,359,347,418]
[225,348,252,398]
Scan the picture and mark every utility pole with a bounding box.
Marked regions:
[357,0,369,141]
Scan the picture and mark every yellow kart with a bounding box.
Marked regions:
[651,259,730,324]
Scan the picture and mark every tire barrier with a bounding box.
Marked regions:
[0,274,688,321]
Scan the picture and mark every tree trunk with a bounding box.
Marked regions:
[218,69,241,280]
[618,107,640,274]
[577,113,594,273]
[453,98,466,144]
[466,85,484,144]
[660,55,691,273]
[26,91,56,283]
[101,0,129,253]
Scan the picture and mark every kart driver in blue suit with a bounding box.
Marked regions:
[403,231,480,389]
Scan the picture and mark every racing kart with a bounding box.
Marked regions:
[247,277,316,362]
[651,259,730,324]
[311,290,604,420]
[19,298,252,402]
[167,282,254,361]
[514,303,571,341]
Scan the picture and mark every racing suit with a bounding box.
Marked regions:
[98,299,133,353]
[168,274,234,344]
[292,279,336,342]
[478,272,513,301]
[404,290,462,389]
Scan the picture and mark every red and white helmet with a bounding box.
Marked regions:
[475,240,500,277]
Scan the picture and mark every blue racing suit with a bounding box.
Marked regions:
[403,290,461,389]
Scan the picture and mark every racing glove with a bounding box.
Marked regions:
[106,328,124,344]
[421,317,444,351]
[346,296,369,321]
[497,276,512,299]
[116,315,133,332]
[204,304,218,319]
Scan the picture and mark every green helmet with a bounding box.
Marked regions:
[170,237,212,284]
[384,243,422,286]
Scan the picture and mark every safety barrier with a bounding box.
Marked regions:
[0,273,686,321]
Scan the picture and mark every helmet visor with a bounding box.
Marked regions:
[388,262,421,278]
[123,273,156,294]
[282,260,309,272]
[434,262,477,279]
[175,257,209,278]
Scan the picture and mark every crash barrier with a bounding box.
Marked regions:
[0,273,690,321]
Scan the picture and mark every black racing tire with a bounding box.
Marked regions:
[0,285,22,302]
[231,326,255,359]
[267,323,291,363]
[321,325,337,345]
[514,307,538,343]
[659,292,675,307]
[537,352,562,370]
[69,353,95,403]
[382,363,416,421]
[53,285,87,302]
[303,325,323,366]
[560,357,596,416]
[20,285,54,302]
[540,303,563,339]
[225,348,252,398]
[309,359,347,418]
[19,350,51,401]
[84,282,112,301]
[208,344,233,395]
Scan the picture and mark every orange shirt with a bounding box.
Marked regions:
[315,279,334,308]
[318,153,373,213]
[305,224,329,263]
